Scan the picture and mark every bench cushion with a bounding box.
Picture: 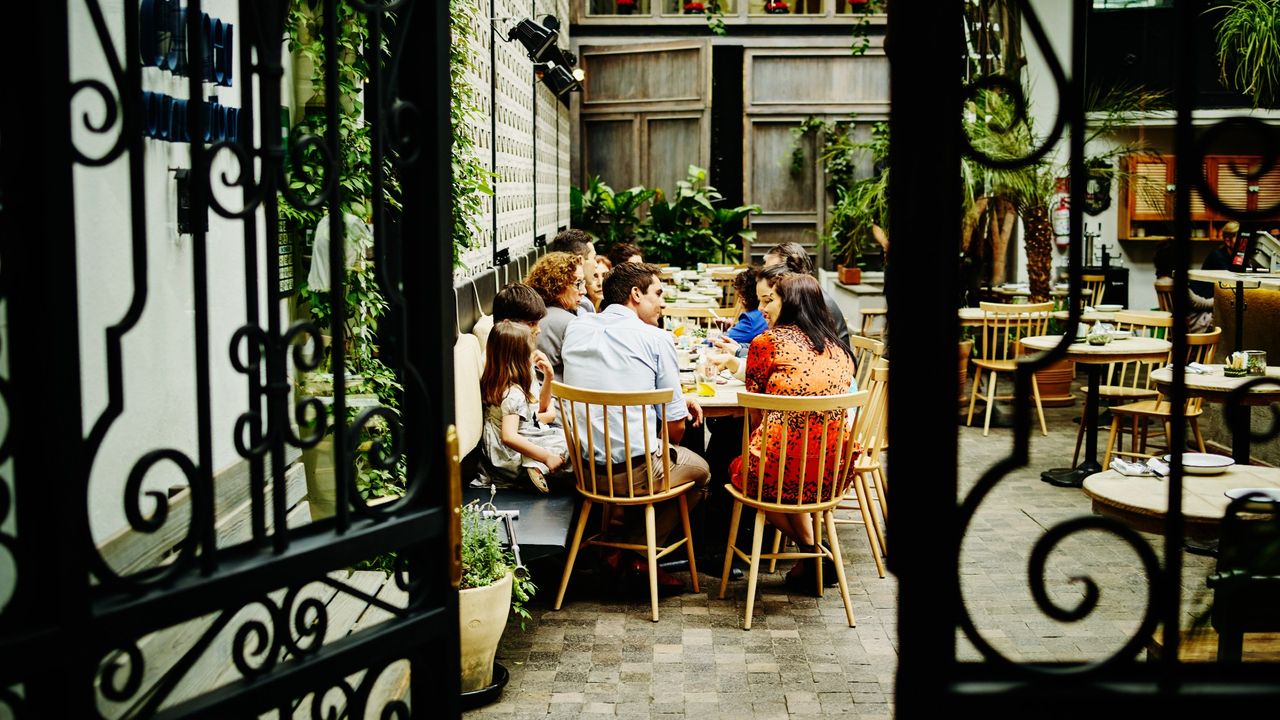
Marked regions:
[454,333,486,457]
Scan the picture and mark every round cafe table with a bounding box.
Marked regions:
[1150,364,1280,464]
[1020,334,1172,488]
[1082,464,1280,541]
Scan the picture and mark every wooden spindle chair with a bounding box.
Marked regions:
[966,301,1052,436]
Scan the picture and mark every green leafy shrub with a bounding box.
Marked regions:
[460,502,536,628]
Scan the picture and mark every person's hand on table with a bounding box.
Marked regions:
[685,398,704,427]
[711,336,740,356]
[707,351,740,374]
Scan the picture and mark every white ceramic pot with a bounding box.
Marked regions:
[458,572,513,692]
[302,436,336,521]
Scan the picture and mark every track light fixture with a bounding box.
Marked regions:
[498,15,583,97]
[535,62,582,97]
[507,18,556,62]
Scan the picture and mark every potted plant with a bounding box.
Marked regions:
[1212,0,1280,108]
[569,175,655,255]
[459,501,536,699]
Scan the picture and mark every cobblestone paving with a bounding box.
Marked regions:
[468,384,1219,718]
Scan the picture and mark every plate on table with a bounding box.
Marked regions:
[1164,453,1235,475]
[1108,330,1132,341]
[1224,487,1280,503]
[1095,304,1123,312]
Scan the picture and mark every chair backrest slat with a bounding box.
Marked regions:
[552,382,675,501]
[978,302,1052,363]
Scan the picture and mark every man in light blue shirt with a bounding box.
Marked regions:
[562,263,711,578]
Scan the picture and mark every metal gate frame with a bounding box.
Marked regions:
[0,1,459,717]
[890,1,1280,716]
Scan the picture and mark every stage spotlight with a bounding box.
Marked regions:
[536,62,581,97]
[507,19,556,61]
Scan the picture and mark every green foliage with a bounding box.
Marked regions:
[450,0,496,266]
[793,117,888,267]
[570,176,656,252]
[704,0,728,35]
[460,502,537,629]
[1212,0,1280,108]
[849,0,886,56]
[638,166,758,266]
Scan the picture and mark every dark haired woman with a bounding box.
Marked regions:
[729,273,856,591]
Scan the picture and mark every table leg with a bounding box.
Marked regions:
[1041,365,1103,488]
[1227,402,1251,465]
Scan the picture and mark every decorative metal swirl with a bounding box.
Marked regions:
[959,0,1068,171]
[283,322,329,450]
[206,139,270,220]
[281,586,329,657]
[0,686,23,718]
[231,596,283,680]
[1192,117,1280,221]
[279,130,339,212]
[307,679,356,720]
[345,407,408,517]
[97,643,145,703]
[69,0,130,167]
[1226,376,1280,445]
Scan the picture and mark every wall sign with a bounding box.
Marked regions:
[140,0,234,87]
[141,92,240,143]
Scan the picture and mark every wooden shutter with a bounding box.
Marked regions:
[1130,156,1172,220]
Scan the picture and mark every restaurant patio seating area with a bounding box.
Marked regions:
[467,378,1227,718]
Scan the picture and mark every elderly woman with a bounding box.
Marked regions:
[525,251,584,382]
[729,273,856,592]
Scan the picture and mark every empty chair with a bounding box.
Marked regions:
[858,306,887,339]
[718,390,869,629]
[551,383,700,622]
[966,301,1051,436]
[849,334,886,392]
[1082,273,1107,308]
[1154,277,1174,312]
[1103,327,1221,465]
[663,305,727,332]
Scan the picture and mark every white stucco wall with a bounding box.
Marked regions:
[70,1,286,543]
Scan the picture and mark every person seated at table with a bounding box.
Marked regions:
[1189,220,1238,302]
[489,283,560,415]
[607,242,644,268]
[550,228,599,315]
[525,251,584,382]
[585,255,605,311]
[480,321,568,493]
[763,242,851,348]
[722,267,767,350]
[561,262,711,594]
[728,273,857,593]
[1153,241,1214,333]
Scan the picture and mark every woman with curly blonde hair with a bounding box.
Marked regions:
[525,251,584,382]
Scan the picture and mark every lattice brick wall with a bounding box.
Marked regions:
[558,96,571,232]
[535,82,560,242]
[455,0,494,279]
[493,0,536,263]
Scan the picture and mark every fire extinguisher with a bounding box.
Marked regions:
[1052,194,1071,248]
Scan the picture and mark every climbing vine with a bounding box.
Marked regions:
[450,0,496,267]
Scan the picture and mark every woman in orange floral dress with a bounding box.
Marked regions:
[729,271,857,588]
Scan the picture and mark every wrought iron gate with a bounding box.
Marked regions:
[891,1,1280,716]
[0,1,459,717]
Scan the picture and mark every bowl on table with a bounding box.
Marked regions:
[1224,487,1280,503]
[1165,453,1234,475]
[1095,304,1123,313]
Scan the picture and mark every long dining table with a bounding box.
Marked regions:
[1020,334,1172,488]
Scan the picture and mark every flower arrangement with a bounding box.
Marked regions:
[684,1,705,13]
[764,0,790,12]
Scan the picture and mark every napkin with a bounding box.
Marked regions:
[1109,458,1167,477]
[1186,362,1211,374]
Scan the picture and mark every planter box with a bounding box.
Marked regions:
[837,265,862,285]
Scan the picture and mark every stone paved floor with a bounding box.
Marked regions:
[468,379,1220,718]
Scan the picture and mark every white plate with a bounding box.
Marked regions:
[1095,304,1123,312]
[1164,453,1235,475]
[1224,487,1280,503]
[1109,330,1132,341]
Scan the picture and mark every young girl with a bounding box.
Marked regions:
[480,320,568,492]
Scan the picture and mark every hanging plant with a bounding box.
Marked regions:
[1211,0,1280,108]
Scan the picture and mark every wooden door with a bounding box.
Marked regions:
[576,40,711,194]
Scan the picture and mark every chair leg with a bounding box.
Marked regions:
[719,500,744,599]
[743,510,766,630]
[1131,417,1141,456]
[862,471,888,558]
[645,504,659,622]
[966,367,983,427]
[1103,416,1120,467]
[679,494,699,594]
[1031,374,1047,436]
[873,467,889,523]
[982,371,997,437]
[824,510,857,627]
[1191,418,1205,452]
[812,511,824,596]
[767,529,783,573]
[854,473,886,579]
[554,498,593,610]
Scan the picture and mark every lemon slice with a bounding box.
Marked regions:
[696,382,716,397]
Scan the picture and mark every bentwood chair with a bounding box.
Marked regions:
[719,390,869,629]
[551,382,700,622]
[966,301,1052,436]
[1103,327,1221,465]
[1072,311,1174,465]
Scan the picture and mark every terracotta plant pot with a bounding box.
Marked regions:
[1033,358,1076,407]
[837,265,861,285]
[459,572,513,693]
